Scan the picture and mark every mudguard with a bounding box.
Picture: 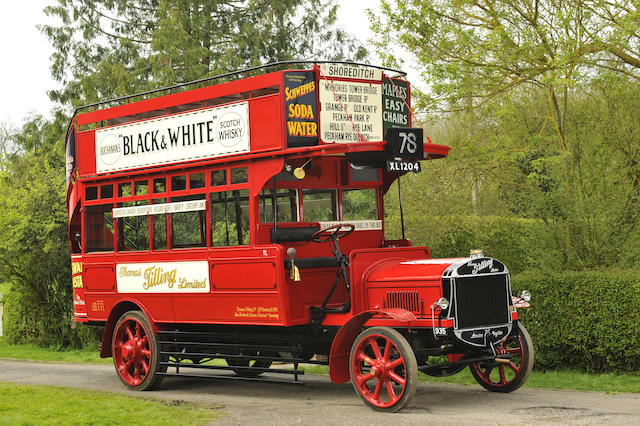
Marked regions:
[99,300,156,358]
[328,308,416,384]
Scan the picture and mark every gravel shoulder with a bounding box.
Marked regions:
[1,359,639,425]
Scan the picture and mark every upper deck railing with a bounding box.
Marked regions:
[71,61,407,119]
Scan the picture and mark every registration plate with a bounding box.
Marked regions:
[386,160,421,173]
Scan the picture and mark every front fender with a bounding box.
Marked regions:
[328,308,416,384]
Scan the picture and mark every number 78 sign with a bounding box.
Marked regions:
[385,128,424,159]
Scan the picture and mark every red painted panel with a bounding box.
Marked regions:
[84,264,116,291]
[174,293,283,324]
[212,261,277,289]
[77,131,96,176]
[249,95,283,151]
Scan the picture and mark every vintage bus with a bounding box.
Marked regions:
[66,61,533,412]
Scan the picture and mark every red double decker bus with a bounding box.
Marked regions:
[66,61,533,412]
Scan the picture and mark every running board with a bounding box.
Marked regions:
[157,371,304,385]
[156,328,323,385]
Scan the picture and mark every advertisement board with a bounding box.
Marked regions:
[116,261,210,294]
[95,102,249,173]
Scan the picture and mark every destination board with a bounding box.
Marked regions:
[319,79,383,144]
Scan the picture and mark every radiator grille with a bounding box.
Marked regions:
[386,290,421,313]
[454,275,510,329]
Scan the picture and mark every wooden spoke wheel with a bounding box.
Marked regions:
[349,327,418,412]
[469,323,534,393]
[112,310,165,390]
[225,351,274,377]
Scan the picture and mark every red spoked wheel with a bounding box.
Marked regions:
[469,323,534,393]
[349,327,418,412]
[112,310,165,391]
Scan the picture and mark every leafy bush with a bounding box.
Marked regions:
[0,115,99,348]
[512,269,640,373]
[385,213,560,274]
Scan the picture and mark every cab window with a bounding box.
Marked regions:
[342,188,378,220]
[303,189,337,221]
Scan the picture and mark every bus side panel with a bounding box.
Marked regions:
[82,253,175,323]
[76,131,96,176]
[249,95,283,152]
[170,246,288,325]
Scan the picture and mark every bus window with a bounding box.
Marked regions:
[118,201,150,251]
[85,204,114,252]
[303,189,337,222]
[171,175,187,191]
[342,189,378,220]
[190,172,205,188]
[86,186,98,201]
[231,167,248,184]
[211,189,250,246]
[135,180,148,195]
[153,178,166,193]
[100,184,113,199]
[350,166,379,182]
[118,182,132,197]
[152,198,167,250]
[211,169,227,186]
[171,195,206,248]
[260,189,298,223]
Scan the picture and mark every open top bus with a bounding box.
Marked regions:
[66,61,533,412]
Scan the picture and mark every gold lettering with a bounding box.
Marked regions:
[285,81,316,101]
[143,266,177,290]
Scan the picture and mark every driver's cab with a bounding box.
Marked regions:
[255,155,384,321]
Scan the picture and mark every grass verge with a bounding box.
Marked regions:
[0,382,217,425]
[0,337,110,364]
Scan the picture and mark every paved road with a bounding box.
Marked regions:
[1,359,639,425]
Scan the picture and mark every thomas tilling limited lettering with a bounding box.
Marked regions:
[116,261,210,293]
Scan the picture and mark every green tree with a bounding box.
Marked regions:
[42,0,367,107]
[0,113,97,346]
[373,0,640,268]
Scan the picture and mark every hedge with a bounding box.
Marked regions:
[511,269,640,373]
[385,214,561,274]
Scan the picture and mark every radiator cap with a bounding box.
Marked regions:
[469,249,484,259]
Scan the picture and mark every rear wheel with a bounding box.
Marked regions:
[112,310,165,390]
[469,323,534,392]
[349,327,418,412]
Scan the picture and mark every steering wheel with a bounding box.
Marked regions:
[311,224,355,243]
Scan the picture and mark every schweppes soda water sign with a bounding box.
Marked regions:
[116,261,210,293]
[95,102,250,173]
[284,71,318,147]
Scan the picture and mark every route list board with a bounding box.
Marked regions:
[319,79,383,143]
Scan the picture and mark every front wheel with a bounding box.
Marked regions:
[349,327,418,412]
[112,310,165,391]
[469,323,534,393]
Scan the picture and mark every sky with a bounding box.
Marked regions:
[0,1,408,127]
